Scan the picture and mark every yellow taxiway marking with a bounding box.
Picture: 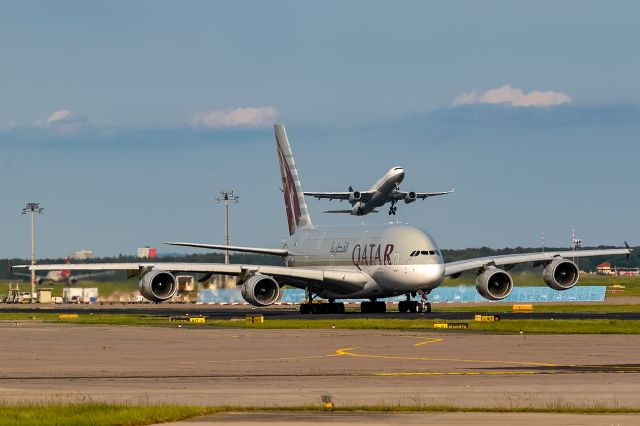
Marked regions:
[334,347,560,367]
[373,371,540,376]
[414,338,444,347]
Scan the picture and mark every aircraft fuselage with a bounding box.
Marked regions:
[352,167,405,215]
[281,222,444,300]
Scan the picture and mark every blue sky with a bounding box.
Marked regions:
[1,1,639,258]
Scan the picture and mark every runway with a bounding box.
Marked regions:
[1,303,640,320]
[158,411,640,426]
[1,321,639,411]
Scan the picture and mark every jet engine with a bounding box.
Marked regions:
[241,274,281,307]
[139,270,177,302]
[543,258,579,290]
[404,191,417,204]
[348,191,361,204]
[475,267,513,300]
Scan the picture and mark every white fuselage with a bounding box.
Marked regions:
[352,167,405,215]
[280,222,444,300]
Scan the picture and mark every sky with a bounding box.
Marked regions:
[1,1,639,258]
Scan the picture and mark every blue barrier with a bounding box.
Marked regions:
[197,285,606,304]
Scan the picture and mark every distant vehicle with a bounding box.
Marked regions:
[304,167,453,216]
[12,257,113,285]
[13,124,632,314]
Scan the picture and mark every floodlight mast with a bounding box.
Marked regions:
[215,191,239,265]
[22,203,44,303]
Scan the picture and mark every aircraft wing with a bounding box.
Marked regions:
[392,188,455,200]
[444,247,632,277]
[11,271,32,278]
[72,270,117,280]
[304,191,375,201]
[12,263,369,294]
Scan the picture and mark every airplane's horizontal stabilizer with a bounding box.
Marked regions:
[165,242,290,257]
[322,210,379,214]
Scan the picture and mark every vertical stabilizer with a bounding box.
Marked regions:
[274,124,313,235]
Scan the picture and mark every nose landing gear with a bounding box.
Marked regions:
[398,291,432,313]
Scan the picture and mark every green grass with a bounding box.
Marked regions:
[434,303,640,313]
[0,403,217,426]
[0,402,639,426]
[2,312,639,334]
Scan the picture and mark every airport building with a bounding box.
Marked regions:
[137,246,157,259]
[72,249,93,260]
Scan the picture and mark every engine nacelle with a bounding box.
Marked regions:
[348,191,361,204]
[543,258,579,290]
[475,267,513,300]
[404,191,417,204]
[240,274,281,307]
[139,270,177,302]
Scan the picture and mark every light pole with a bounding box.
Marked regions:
[215,190,239,264]
[22,202,44,303]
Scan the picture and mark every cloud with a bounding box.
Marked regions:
[191,106,278,128]
[34,109,91,133]
[453,85,571,107]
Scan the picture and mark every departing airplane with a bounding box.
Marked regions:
[304,167,453,216]
[12,257,113,285]
[13,124,632,314]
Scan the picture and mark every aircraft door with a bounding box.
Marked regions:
[393,254,399,272]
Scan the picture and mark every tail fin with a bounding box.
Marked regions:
[274,124,313,235]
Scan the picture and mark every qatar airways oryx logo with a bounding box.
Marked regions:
[352,243,394,266]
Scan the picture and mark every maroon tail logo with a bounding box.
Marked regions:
[277,141,302,235]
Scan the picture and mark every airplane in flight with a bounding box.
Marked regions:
[14,124,632,314]
[304,167,453,216]
[12,257,113,285]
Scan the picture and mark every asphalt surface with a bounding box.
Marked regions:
[157,411,640,426]
[1,304,639,320]
[1,323,640,411]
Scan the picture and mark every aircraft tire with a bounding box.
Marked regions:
[398,301,409,313]
[300,303,311,314]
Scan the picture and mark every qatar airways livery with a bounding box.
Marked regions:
[14,124,631,314]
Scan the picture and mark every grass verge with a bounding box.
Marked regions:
[0,403,217,426]
[1,402,640,426]
[1,313,640,334]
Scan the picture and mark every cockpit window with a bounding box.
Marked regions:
[412,250,438,257]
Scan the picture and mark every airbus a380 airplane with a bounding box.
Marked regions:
[14,124,631,314]
[304,167,453,216]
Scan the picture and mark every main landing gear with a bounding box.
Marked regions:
[299,289,345,314]
[388,201,398,215]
